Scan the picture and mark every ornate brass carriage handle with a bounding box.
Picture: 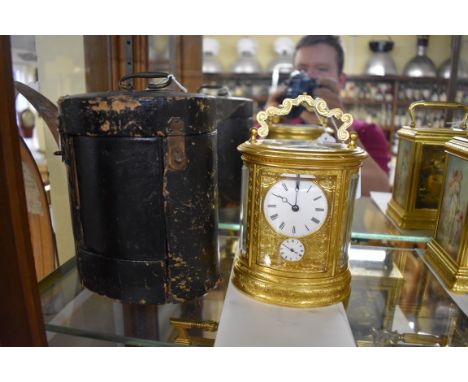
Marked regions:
[169,318,218,346]
[255,94,353,143]
[408,101,468,128]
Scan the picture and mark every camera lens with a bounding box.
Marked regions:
[282,71,317,118]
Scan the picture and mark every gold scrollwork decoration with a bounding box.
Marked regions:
[255,95,353,143]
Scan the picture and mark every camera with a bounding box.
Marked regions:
[284,70,318,99]
[279,70,318,119]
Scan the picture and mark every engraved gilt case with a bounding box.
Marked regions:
[233,95,367,307]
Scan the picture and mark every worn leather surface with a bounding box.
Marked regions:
[59,91,220,304]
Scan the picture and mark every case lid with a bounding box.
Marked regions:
[268,123,326,141]
[446,136,468,156]
[237,138,367,169]
[257,138,349,151]
[58,72,218,137]
[197,84,253,120]
[239,137,366,156]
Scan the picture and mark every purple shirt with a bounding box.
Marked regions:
[352,119,391,175]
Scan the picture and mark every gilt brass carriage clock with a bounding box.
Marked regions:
[425,136,468,293]
[232,95,367,307]
[387,101,467,230]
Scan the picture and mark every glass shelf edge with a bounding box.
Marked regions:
[45,324,180,347]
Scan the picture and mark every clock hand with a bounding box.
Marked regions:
[272,193,294,207]
[282,244,298,254]
[294,175,300,206]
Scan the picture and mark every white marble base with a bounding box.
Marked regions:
[215,278,356,347]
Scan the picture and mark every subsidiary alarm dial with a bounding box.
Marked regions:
[279,238,305,261]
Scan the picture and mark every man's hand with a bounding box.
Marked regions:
[266,84,287,108]
[314,78,344,110]
[299,78,345,124]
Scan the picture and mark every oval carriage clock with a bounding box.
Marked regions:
[232,95,368,307]
[387,101,468,230]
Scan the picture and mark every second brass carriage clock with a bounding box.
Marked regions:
[233,95,367,307]
[425,136,468,293]
[387,101,467,230]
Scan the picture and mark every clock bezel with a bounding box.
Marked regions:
[263,174,329,239]
[279,238,305,262]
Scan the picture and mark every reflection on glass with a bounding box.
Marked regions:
[415,145,445,209]
[339,172,358,269]
[40,236,235,347]
[239,165,250,258]
[351,197,432,243]
[347,247,467,346]
[394,139,413,207]
[148,36,172,73]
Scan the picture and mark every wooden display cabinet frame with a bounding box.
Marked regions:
[0,36,47,346]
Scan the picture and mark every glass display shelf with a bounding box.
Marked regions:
[219,197,433,244]
[39,235,237,347]
[39,236,468,346]
[347,246,467,346]
[351,197,432,244]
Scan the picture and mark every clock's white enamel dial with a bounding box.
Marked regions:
[263,175,328,237]
[279,238,305,261]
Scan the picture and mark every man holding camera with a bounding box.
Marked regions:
[267,35,391,196]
